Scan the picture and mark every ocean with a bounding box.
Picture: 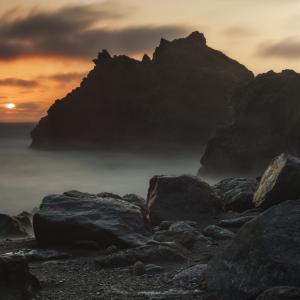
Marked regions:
[0,123,205,215]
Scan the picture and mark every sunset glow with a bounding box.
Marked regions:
[5,103,16,109]
[1,0,300,122]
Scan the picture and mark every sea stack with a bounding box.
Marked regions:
[31,32,253,149]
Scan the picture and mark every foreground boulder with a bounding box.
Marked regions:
[0,214,27,238]
[146,175,221,225]
[213,178,258,212]
[205,200,300,300]
[31,32,253,149]
[0,254,40,299]
[33,191,149,248]
[201,70,300,174]
[254,153,300,208]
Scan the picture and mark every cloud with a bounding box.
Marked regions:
[43,72,85,83]
[222,25,257,37]
[0,78,40,87]
[258,37,300,59]
[0,4,189,60]
[17,102,42,112]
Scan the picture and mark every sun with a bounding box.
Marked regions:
[5,103,16,109]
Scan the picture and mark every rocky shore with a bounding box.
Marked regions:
[1,153,300,299]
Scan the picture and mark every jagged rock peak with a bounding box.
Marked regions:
[187,31,206,45]
[93,49,112,64]
[31,31,254,149]
[142,54,151,63]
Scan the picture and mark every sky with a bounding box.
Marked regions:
[1,0,300,122]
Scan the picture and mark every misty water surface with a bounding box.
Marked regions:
[0,123,213,215]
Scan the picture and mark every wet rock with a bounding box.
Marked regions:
[213,178,258,212]
[31,32,253,149]
[172,264,207,284]
[254,153,300,208]
[205,200,300,300]
[200,70,300,174]
[95,243,186,268]
[0,214,28,238]
[218,215,255,228]
[146,175,221,225]
[33,192,149,248]
[203,225,235,240]
[0,254,40,299]
[5,249,71,262]
[132,261,146,276]
[256,286,300,300]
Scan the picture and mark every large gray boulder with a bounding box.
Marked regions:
[146,175,221,225]
[254,153,300,208]
[0,254,40,299]
[33,191,149,248]
[213,177,258,212]
[205,200,300,300]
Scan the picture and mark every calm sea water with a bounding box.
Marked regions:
[0,123,206,215]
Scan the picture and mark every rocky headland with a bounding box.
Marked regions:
[31,32,253,149]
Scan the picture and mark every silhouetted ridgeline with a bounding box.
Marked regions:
[200,70,300,174]
[31,32,253,148]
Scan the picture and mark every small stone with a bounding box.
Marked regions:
[132,261,146,276]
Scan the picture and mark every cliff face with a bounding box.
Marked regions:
[200,70,300,174]
[31,32,253,148]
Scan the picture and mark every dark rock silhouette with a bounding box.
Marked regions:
[31,32,253,148]
[201,70,300,174]
[205,200,300,300]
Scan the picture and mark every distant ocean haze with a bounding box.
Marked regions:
[0,123,207,215]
